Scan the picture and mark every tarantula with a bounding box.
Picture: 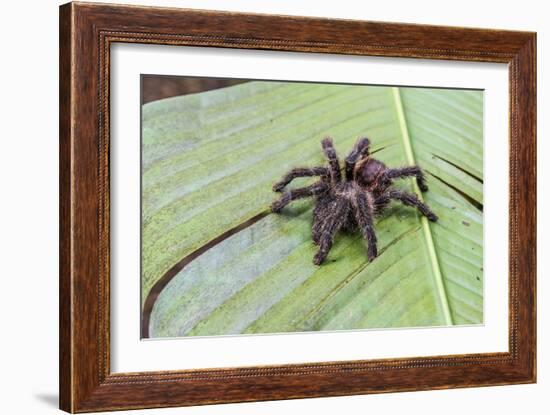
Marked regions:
[271,137,438,265]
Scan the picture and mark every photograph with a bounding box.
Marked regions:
[1,0,544,413]
[44,0,537,412]
[140,75,484,339]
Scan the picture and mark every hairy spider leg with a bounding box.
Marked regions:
[378,189,438,221]
[384,166,429,191]
[344,137,371,180]
[270,182,329,213]
[311,195,332,245]
[353,192,378,261]
[272,166,328,192]
[313,198,350,265]
[321,137,342,183]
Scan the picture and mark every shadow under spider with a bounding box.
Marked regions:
[274,200,314,218]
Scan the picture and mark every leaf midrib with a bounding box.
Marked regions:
[392,87,453,326]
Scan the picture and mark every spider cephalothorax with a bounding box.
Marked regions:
[271,137,438,265]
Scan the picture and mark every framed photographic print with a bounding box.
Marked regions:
[59,2,536,412]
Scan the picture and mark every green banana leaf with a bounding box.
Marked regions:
[141,81,483,338]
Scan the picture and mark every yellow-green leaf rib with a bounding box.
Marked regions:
[392,87,453,325]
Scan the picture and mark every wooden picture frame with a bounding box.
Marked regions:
[59,2,536,412]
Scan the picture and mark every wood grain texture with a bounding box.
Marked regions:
[59,1,536,412]
[59,4,73,411]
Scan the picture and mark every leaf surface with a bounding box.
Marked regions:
[142,81,483,337]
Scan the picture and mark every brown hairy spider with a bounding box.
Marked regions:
[271,137,438,265]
